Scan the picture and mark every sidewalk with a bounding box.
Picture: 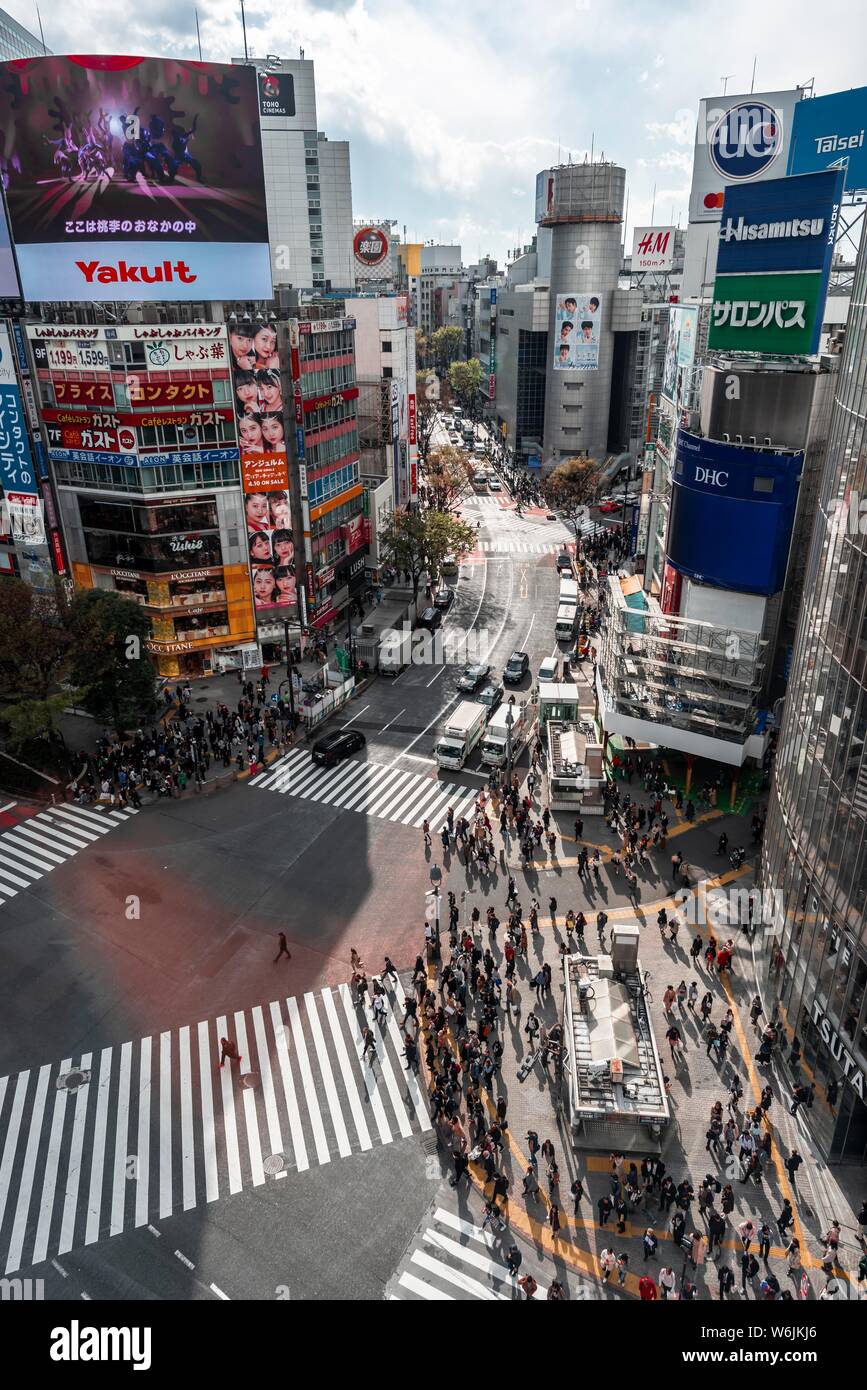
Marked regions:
[423,788,863,1300]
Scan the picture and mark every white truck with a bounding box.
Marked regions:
[559,577,579,609]
[435,701,487,770]
[480,701,530,769]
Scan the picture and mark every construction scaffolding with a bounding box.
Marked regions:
[597,575,768,746]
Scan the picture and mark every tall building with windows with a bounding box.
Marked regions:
[757,226,867,1164]
[0,5,47,61]
[234,58,354,293]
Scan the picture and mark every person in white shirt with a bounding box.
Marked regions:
[659,1266,676,1300]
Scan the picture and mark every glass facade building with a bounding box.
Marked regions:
[757,227,867,1163]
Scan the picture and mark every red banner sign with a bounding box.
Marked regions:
[303,386,360,413]
[408,393,417,445]
[54,380,114,406]
[127,380,214,406]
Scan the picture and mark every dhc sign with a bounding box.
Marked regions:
[667,431,803,596]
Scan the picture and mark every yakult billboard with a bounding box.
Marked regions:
[0,55,272,301]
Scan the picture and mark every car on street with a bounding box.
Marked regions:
[556,552,573,573]
[488,476,502,490]
[457,661,491,692]
[477,682,504,715]
[441,554,459,575]
[597,498,623,514]
[538,656,559,683]
[503,650,530,683]
[433,586,455,610]
[417,606,443,631]
[311,729,366,767]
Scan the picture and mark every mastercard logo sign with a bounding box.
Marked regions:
[704,192,725,209]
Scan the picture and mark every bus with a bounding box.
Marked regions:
[461,422,475,447]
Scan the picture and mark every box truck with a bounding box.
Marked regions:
[480,701,530,769]
[435,701,487,770]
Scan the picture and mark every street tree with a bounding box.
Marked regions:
[431,325,463,375]
[415,330,430,369]
[378,508,476,606]
[448,357,483,417]
[415,368,440,466]
[543,456,605,510]
[0,578,72,700]
[424,445,473,512]
[0,693,69,753]
[67,590,157,733]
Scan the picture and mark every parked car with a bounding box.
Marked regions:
[311,729,366,767]
[458,661,491,692]
[478,682,504,714]
[417,606,443,631]
[538,656,559,683]
[503,650,530,683]
[433,587,455,610]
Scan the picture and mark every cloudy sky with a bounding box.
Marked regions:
[6,0,865,266]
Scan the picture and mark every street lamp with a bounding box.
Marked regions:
[505,695,515,786]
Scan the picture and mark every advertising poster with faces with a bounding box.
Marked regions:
[553,292,602,371]
[230,322,297,617]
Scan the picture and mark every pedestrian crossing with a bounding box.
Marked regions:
[250,748,481,828]
[0,975,430,1276]
[0,803,138,911]
[389,1206,592,1300]
[476,540,571,555]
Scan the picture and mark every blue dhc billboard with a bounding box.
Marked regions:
[667,431,803,596]
[716,169,843,276]
[786,86,867,191]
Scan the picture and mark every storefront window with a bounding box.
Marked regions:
[84,530,223,572]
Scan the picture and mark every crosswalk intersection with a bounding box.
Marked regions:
[388,1206,598,1300]
[250,748,480,827]
[0,802,138,911]
[0,976,429,1275]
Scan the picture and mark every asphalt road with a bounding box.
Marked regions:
[0,476,568,1300]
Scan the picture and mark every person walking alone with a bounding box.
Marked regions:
[273,931,292,963]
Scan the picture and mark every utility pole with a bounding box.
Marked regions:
[282,618,297,728]
[505,696,515,787]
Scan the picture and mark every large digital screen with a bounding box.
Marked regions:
[0,55,272,300]
[0,190,20,297]
[229,322,297,619]
[661,304,698,407]
[553,292,601,371]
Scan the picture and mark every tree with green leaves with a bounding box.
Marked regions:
[0,578,72,700]
[0,694,69,754]
[543,456,605,510]
[415,330,430,369]
[415,368,440,466]
[378,508,476,607]
[431,325,463,374]
[423,445,473,513]
[448,357,483,417]
[67,589,157,733]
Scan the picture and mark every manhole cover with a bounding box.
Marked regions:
[241,1072,259,1090]
[264,1154,285,1176]
[57,1069,91,1092]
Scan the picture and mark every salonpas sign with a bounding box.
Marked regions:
[708,169,843,356]
[708,270,824,355]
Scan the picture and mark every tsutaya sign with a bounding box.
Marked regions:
[811,1000,866,1100]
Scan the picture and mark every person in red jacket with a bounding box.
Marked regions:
[638,1274,658,1301]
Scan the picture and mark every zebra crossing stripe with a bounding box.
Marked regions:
[159,1033,173,1220]
[251,1007,284,1169]
[5,1064,51,1274]
[338,983,392,1144]
[135,1037,152,1228]
[215,1016,244,1195]
[286,997,330,1166]
[235,1013,265,1188]
[38,1069,76,1267]
[411,1247,504,1300]
[84,1048,112,1246]
[399,1270,454,1300]
[109,1042,132,1237]
[196,1022,219,1204]
[269,999,308,1173]
[58,1051,92,1256]
[304,993,351,1160]
[320,988,372,1152]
